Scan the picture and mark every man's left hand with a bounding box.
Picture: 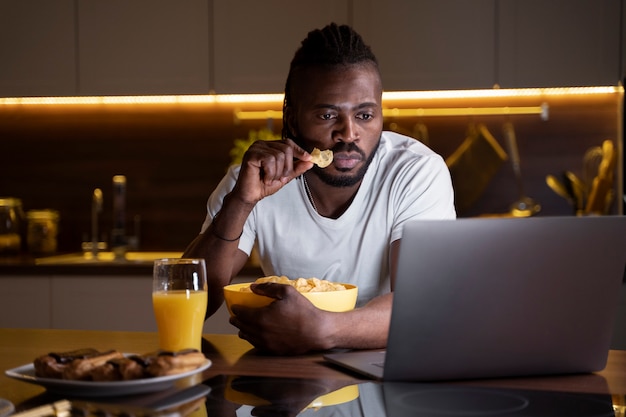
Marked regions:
[229,283,331,355]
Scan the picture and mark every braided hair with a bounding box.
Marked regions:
[282,23,380,139]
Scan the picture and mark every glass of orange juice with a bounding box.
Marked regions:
[153,258,208,352]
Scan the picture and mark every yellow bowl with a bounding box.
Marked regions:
[223,282,358,316]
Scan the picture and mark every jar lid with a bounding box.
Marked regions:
[26,209,59,221]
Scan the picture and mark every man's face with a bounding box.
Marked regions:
[286,63,384,187]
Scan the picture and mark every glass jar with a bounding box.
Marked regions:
[27,209,60,255]
[0,197,25,255]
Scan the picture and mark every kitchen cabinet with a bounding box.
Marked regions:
[623,2,626,84]
[615,285,626,350]
[0,0,622,97]
[2,273,625,347]
[51,275,155,331]
[353,0,621,91]
[0,0,76,97]
[0,276,50,328]
[77,0,210,95]
[352,0,497,91]
[497,0,621,88]
[0,275,151,331]
[211,0,350,93]
[50,275,238,333]
[0,274,241,334]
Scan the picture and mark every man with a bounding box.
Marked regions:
[184,23,456,355]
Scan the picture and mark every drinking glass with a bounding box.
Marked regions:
[152,258,208,352]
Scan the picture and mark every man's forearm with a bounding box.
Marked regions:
[322,292,393,350]
[183,192,255,316]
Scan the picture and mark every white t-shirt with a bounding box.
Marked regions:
[201,131,456,305]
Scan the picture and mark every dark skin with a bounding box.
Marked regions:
[184,63,398,355]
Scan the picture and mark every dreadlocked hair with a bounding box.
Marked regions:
[282,23,379,139]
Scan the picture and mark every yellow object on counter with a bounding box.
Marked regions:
[223,281,357,316]
[26,209,59,255]
[585,139,616,215]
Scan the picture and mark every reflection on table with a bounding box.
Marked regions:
[2,329,625,417]
[9,375,623,417]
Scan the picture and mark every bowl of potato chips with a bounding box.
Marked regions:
[223,276,358,316]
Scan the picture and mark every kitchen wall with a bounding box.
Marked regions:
[0,89,621,254]
[1,102,238,252]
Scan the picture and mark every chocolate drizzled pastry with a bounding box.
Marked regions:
[62,350,124,380]
[145,350,207,376]
[90,356,147,381]
[34,348,104,378]
[34,348,207,381]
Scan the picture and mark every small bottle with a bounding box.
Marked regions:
[111,175,127,258]
[0,197,25,255]
[27,209,60,255]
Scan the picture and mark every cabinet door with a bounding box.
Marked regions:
[352,0,496,91]
[497,0,621,88]
[78,0,210,95]
[212,0,349,93]
[0,277,51,328]
[51,276,156,331]
[0,0,76,97]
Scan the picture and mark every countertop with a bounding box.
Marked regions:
[2,329,626,417]
[0,254,157,275]
[0,254,263,276]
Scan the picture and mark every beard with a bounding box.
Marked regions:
[295,139,379,187]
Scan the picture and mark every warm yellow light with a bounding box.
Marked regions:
[0,93,285,106]
[0,86,620,106]
[234,110,284,120]
[382,86,623,100]
[215,94,284,104]
[383,105,548,118]
[234,105,550,121]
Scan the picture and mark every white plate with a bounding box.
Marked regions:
[5,358,211,397]
[0,399,14,417]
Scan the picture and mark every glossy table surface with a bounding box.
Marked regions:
[2,328,625,416]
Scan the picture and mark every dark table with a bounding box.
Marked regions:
[2,328,625,416]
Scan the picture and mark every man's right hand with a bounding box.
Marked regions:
[232,139,313,205]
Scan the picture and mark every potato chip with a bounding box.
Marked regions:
[240,275,346,293]
[310,148,333,168]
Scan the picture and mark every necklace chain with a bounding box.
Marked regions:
[302,175,318,213]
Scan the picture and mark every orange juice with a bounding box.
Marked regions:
[152,290,208,351]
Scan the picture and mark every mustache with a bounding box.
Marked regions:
[290,135,365,159]
[330,142,365,158]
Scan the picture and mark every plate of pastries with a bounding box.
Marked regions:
[5,348,211,397]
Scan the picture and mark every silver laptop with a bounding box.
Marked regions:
[324,216,626,381]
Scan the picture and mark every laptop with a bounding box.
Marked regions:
[324,216,626,381]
